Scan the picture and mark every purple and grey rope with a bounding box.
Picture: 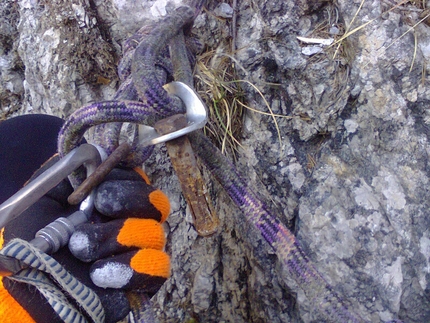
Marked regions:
[189,133,366,323]
[57,7,194,168]
[56,5,404,323]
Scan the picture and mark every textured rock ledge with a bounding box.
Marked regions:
[1,0,429,322]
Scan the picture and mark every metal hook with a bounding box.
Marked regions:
[138,81,207,147]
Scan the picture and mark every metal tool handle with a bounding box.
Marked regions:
[31,189,95,254]
[0,144,103,275]
[0,144,103,229]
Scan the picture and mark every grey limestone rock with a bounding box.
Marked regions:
[1,0,429,322]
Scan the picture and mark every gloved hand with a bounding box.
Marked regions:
[69,167,170,292]
[0,158,171,323]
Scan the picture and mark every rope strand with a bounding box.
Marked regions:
[54,4,405,322]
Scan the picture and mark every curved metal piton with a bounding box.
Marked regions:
[138,81,207,147]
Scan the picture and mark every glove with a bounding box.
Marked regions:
[69,168,170,291]
[0,159,171,323]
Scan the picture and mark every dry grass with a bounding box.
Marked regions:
[194,48,290,159]
[195,49,245,157]
[193,0,430,159]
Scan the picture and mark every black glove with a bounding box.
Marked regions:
[0,160,171,323]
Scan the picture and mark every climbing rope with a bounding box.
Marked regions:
[56,5,368,322]
[0,239,105,323]
[5,3,406,323]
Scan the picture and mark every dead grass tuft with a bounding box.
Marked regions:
[194,47,291,159]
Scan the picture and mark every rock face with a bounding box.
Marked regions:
[1,0,430,322]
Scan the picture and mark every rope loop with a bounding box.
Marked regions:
[57,6,197,176]
[1,238,105,323]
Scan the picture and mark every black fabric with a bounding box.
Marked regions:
[0,115,130,323]
[95,180,162,220]
[3,195,130,323]
[26,155,74,206]
[70,220,129,262]
[0,115,64,322]
[0,115,64,204]
[103,168,146,182]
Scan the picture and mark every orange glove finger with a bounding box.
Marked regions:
[69,218,166,262]
[90,249,170,292]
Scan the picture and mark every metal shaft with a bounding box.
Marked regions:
[0,144,102,229]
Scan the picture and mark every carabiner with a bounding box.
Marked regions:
[0,144,104,275]
[31,190,96,254]
[0,143,105,229]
